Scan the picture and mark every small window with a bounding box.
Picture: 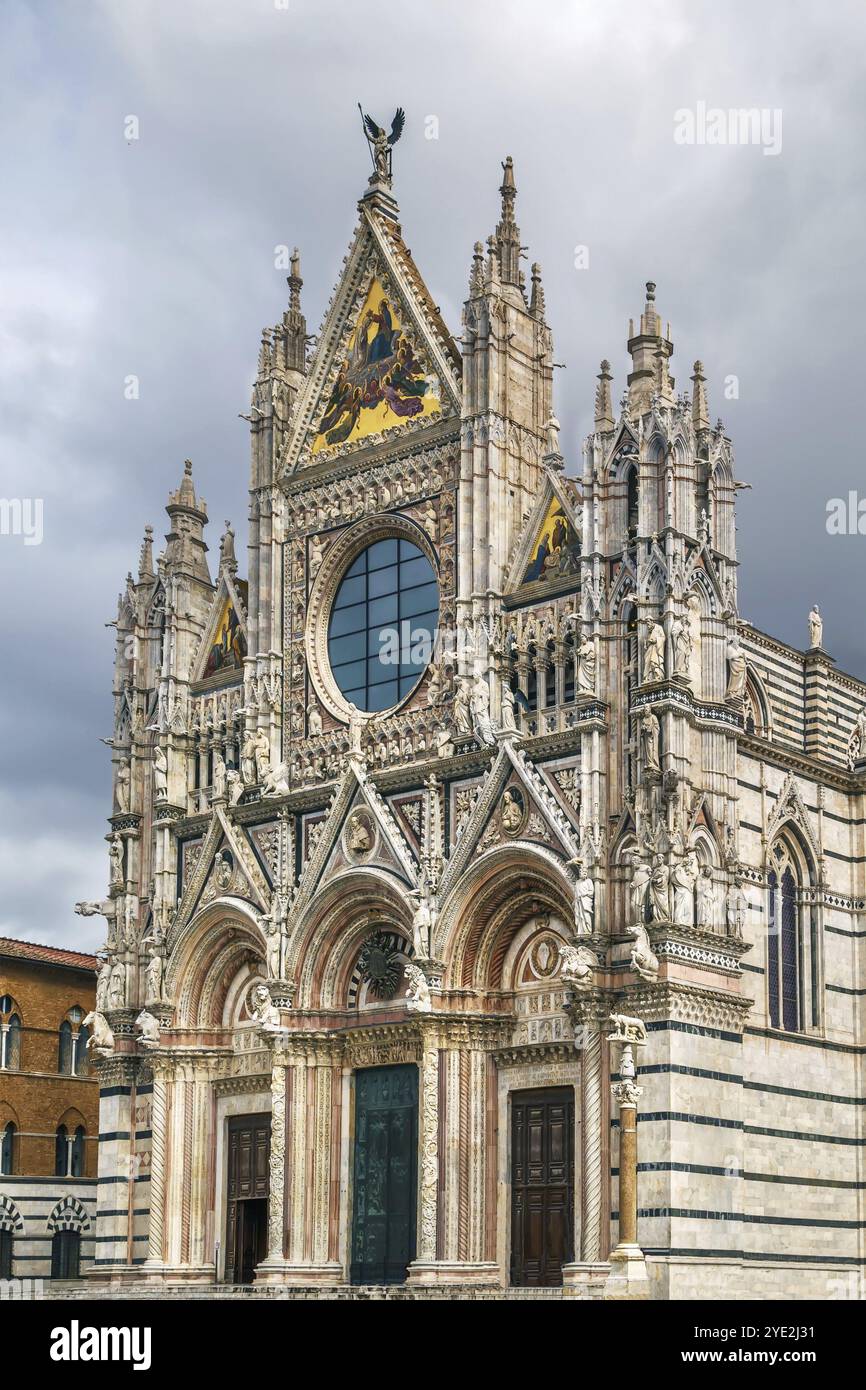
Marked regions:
[0,998,21,1071]
[1,1122,15,1176]
[55,1125,68,1177]
[59,1008,87,1076]
[58,1020,73,1075]
[71,1126,86,1179]
[51,1230,81,1280]
[0,1229,12,1280]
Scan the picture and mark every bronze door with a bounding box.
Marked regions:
[350,1064,418,1284]
[225,1114,270,1284]
[510,1087,574,1286]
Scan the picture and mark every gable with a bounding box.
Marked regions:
[504,469,582,595]
[279,200,462,477]
[192,577,249,685]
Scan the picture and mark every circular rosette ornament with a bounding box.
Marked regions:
[356,931,403,999]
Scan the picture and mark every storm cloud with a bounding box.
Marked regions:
[1,0,864,948]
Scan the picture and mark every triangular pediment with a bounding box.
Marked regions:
[292,760,420,915]
[504,469,583,595]
[439,741,580,896]
[169,808,269,944]
[278,199,462,476]
[191,574,249,685]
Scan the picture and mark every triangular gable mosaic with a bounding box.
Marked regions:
[278,200,461,476]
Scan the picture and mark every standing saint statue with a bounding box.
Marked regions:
[643,622,666,684]
[671,616,692,681]
[725,638,747,703]
[808,604,823,649]
[639,710,661,773]
[153,747,168,800]
[576,635,597,695]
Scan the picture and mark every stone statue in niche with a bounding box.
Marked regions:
[639,710,660,773]
[650,856,671,922]
[241,733,257,785]
[576,634,597,695]
[500,788,525,836]
[500,680,518,732]
[109,835,124,889]
[254,729,272,782]
[153,747,168,800]
[725,638,747,703]
[670,615,692,682]
[115,759,131,814]
[696,865,720,930]
[470,672,497,746]
[107,960,126,1009]
[212,753,227,801]
[453,676,473,736]
[410,885,437,959]
[643,622,666,684]
[671,852,698,926]
[725,879,747,939]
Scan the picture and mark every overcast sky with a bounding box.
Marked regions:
[2,0,865,951]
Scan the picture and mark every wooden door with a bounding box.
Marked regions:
[225,1114,270,1284]
[350,1064,418,1285]
[510,1087,574,1287]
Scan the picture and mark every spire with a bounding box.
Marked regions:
[529,262,546,320]
[495,155,522,286]
[219,520,237,577]
[627,281,675,414]
[469,240,484,297]
[271,249,307,376]
[164,459,210,583]
[594,360,615,432]
[691,360,710,432]
[138,524,154,582]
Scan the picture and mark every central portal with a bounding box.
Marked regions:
[350,1063,418,1285]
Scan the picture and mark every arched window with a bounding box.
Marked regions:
[51,1230,81,1280]
[58,1020,73,1075]
[0,997,21,1071]
[58,1006,87,1076]
[1,1122,15,1175]
[626,465,639,539]
[767,837,816,1033]
[71,1126,86,1178]
[55,1125,68,1177]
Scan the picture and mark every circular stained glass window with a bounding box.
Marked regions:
[327,537,439,713]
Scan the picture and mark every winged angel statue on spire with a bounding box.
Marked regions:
[359,105,405,183]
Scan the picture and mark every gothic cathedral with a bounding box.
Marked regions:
[85,140,866,1300]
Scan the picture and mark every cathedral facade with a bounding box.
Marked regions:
[83,145,866,1300]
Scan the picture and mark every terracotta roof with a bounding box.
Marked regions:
[0,936,97,972]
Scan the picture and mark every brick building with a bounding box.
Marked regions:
[0,937,98,1282]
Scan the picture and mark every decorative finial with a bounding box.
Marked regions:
[359,104,405,186]
[595,360,615,432]
[646,281,656,302]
